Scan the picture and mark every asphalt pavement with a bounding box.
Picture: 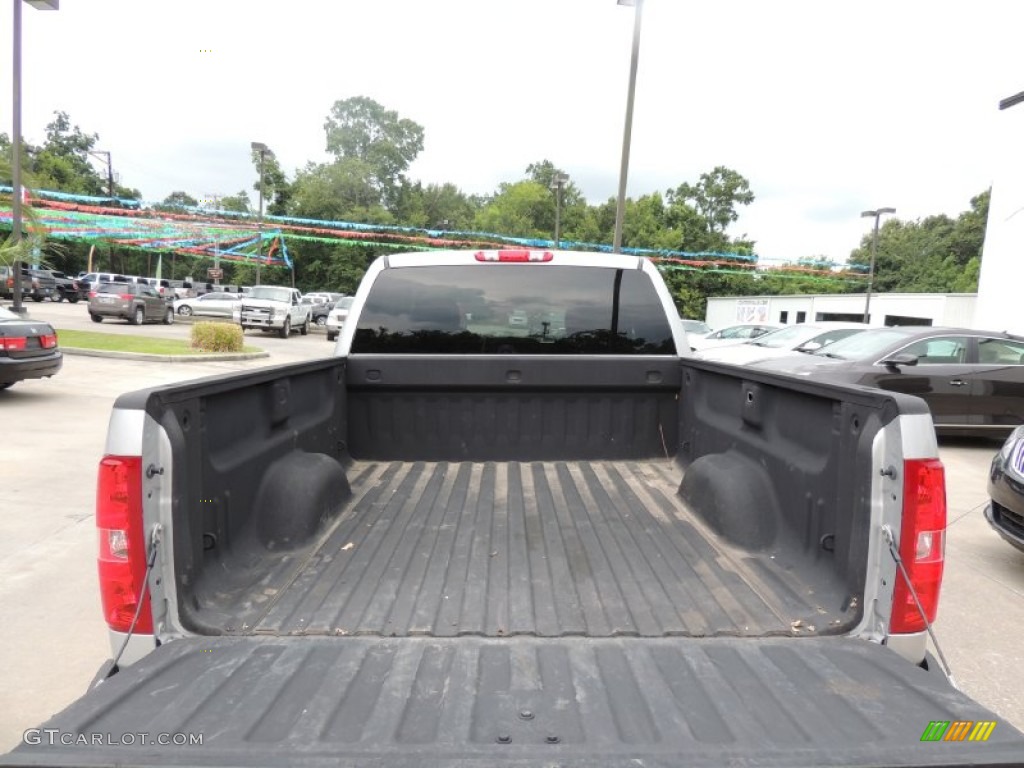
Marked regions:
[0,301,1021,751]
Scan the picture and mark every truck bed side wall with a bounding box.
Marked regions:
[676,360,912,618]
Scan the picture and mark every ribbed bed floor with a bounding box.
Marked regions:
[250,461,815,637]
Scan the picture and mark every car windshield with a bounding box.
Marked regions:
[680,320,711,335]
[747,325,818,348]
[749,325,843,348]
[338,297,354,309]
[97,283,132,294]
[352,265,675,355]
[810,328,915,360]
[250,286,293,302]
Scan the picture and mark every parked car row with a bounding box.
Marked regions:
[694,323,1024,437]
[694,321,867,364]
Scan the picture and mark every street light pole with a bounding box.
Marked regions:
[550,172,569,248]
[251,142,273,286]
[10,0,59,315]
[612,0,643,254]
[861,207,895,323]
[88,150,114,198]
[205,193,224,285]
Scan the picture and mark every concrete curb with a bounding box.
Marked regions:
[61,347,271,363]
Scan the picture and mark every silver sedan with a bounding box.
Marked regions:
[173,292,242,317]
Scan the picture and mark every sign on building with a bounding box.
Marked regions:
[736,299,769,323]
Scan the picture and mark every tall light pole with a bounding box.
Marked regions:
[205,193,225,285]
[88,150,115,198]
[550,172,569,249]
[861,207,895,323]
[250,141,273,286]
[10,0,59,315]
[612,0,643,254]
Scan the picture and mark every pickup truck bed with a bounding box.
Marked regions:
[213,459,819,638]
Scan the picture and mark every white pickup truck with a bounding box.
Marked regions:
[7,250,1024,768]
[239,285,311,338]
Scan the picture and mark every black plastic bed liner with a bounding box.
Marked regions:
[7,635,1023,767]
[226,460,837,638]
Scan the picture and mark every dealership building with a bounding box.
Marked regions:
[704,292,980,330]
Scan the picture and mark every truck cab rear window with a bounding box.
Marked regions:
[352,265,675,354]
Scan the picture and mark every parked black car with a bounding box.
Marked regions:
[754,326,1024,436]
[41,269,88,303]
[987,425,1024,553]
[0,305,62,389]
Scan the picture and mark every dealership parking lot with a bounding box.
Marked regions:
[1,306,1022,750]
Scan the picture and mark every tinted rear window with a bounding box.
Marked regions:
[352,265,675,355]
[98,283,136,295]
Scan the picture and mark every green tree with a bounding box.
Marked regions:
[220,190,252,213]
[474,180,552,238]
[668,166,754,236]
[160,190,199,208]
[115,184,142,200]
[250,149,292,216]
[290,158,388,222]
[847,192,988,293]
[29,111,106,195]
[323,96,425,205]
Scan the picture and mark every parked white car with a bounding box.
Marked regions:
[325,296,355,342]
[689,322,782,352]
[240,285,311,338]
[695,322,869,364]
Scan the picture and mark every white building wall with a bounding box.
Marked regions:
[975,107,1024,335]
[941,295,980,328]
[705,293,978,329]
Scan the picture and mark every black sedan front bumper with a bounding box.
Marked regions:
[0,350,63,385]
[986,426,1024,553]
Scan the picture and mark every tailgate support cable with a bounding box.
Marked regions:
[109,523,162,673]
[882,525,954,682]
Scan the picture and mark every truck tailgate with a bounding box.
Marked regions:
[7,636,1023,767]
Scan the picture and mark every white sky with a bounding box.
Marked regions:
[2,0,1022,264]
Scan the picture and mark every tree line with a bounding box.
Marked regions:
[1,100,989,318]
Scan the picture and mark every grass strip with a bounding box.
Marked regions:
[56,329,261,355]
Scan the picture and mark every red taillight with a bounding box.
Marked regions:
[88,291,97,298]
[1,336,27,352]
[96,456,153,634]
[890,458,946,634]
[40,333,58,349]
[119,293,134,301]
[475,250,554,263]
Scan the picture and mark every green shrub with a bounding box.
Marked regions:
[191,322,244,353]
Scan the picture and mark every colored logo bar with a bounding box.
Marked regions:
[921,720,997,742]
